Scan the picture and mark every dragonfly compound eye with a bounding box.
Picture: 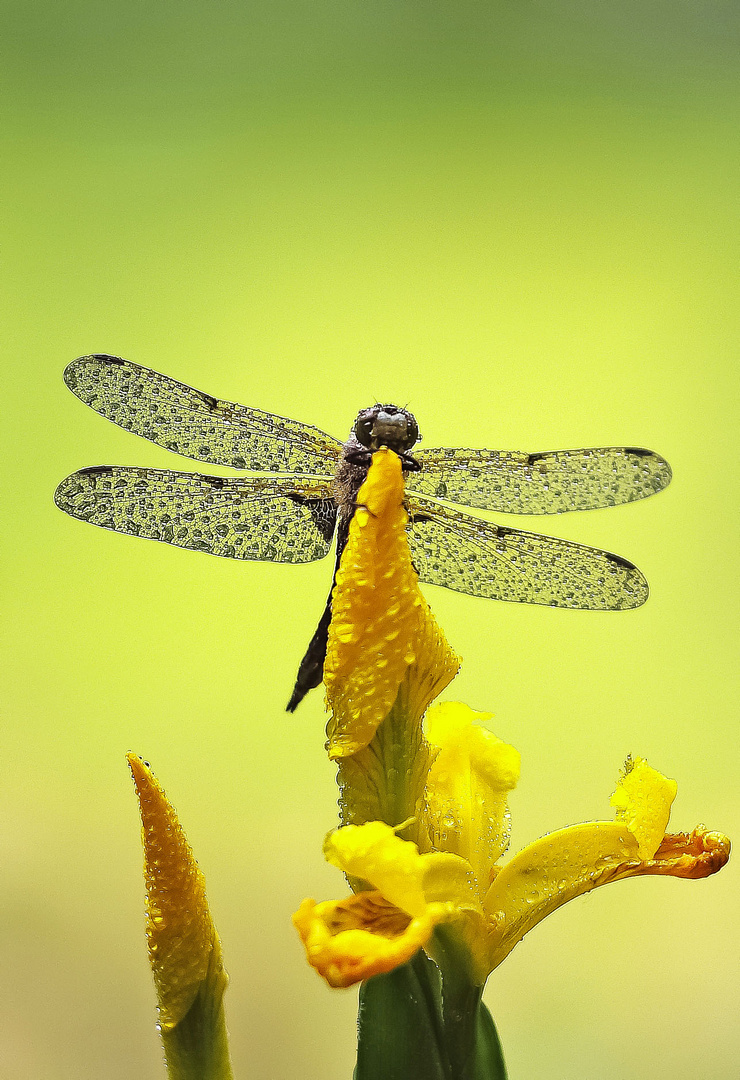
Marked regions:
[354,414,375,448]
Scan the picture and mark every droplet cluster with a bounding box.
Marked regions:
[64,354,341,474]
[54,467,335,563]
[408,445,672,514]
[407,498,649,610]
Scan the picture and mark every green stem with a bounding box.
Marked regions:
[408,950,452,1072]
[354,945,507,1080]
[433,929,482,1080]
[433,928,507,1080]
[159,947,234,1080]
[337,675,434,837]
[473,1001,507,1080]
[355,950,450,1080]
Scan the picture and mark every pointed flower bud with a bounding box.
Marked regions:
[128,754,232,1080]
[324,448,460,760]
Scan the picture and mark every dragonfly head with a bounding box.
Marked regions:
[353,404,420,454]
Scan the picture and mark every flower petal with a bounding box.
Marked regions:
[292,892,449,989]
[422,702,520,892]
[484,819,640,967]
[483,817,730,975]
[610,755,677,859]
[318,820,497,985]
[324,449,460,759]
[324,820,477,918]
[632,827,730,879]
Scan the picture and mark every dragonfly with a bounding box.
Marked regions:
[55,354,672,710]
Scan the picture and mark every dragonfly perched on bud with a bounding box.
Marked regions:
[55,355,672,709]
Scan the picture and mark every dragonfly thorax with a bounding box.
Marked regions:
[353,404,420,454]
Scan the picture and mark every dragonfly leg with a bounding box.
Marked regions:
[352,500,376,518]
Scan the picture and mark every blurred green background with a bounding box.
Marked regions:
[2,3,738,1078]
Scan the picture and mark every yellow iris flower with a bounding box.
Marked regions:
[295,715,729,987]
[323,448,460,761]
[293,449,730,989]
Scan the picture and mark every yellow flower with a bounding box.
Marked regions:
[323,447,461,835]
[293,719,730,987]
[324,447,460,761]
[293,820,477,988]
[296,449,730,991]
[421,701,520,891]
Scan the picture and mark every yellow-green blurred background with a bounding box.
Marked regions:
[2,3,738,1078]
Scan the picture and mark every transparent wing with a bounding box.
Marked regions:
[408,446,671,514]
[63,354,343,474]
[406,496,648,610]
[55,466,338,563]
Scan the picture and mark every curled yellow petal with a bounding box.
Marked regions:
[127,753,227,1032]
[324,820,478,918]
[324,821,430,916]
[324,449,460,758]
[484,819,640,967]
[610,755,677,859]
[483,815,730,975]
[632,826,730,879]
[425,703,520,793]
[292,891,447,988]
[422,702,520,890]
[296,821,484,987]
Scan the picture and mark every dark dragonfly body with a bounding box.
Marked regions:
[55,355,672,710]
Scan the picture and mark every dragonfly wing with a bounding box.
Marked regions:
[405,496,649,610]
[63,354,343,474]
[408,446,672,513]
[55,467,338,563]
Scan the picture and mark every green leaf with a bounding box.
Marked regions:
[355,951,449,1080]
[472,999,507,1080]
